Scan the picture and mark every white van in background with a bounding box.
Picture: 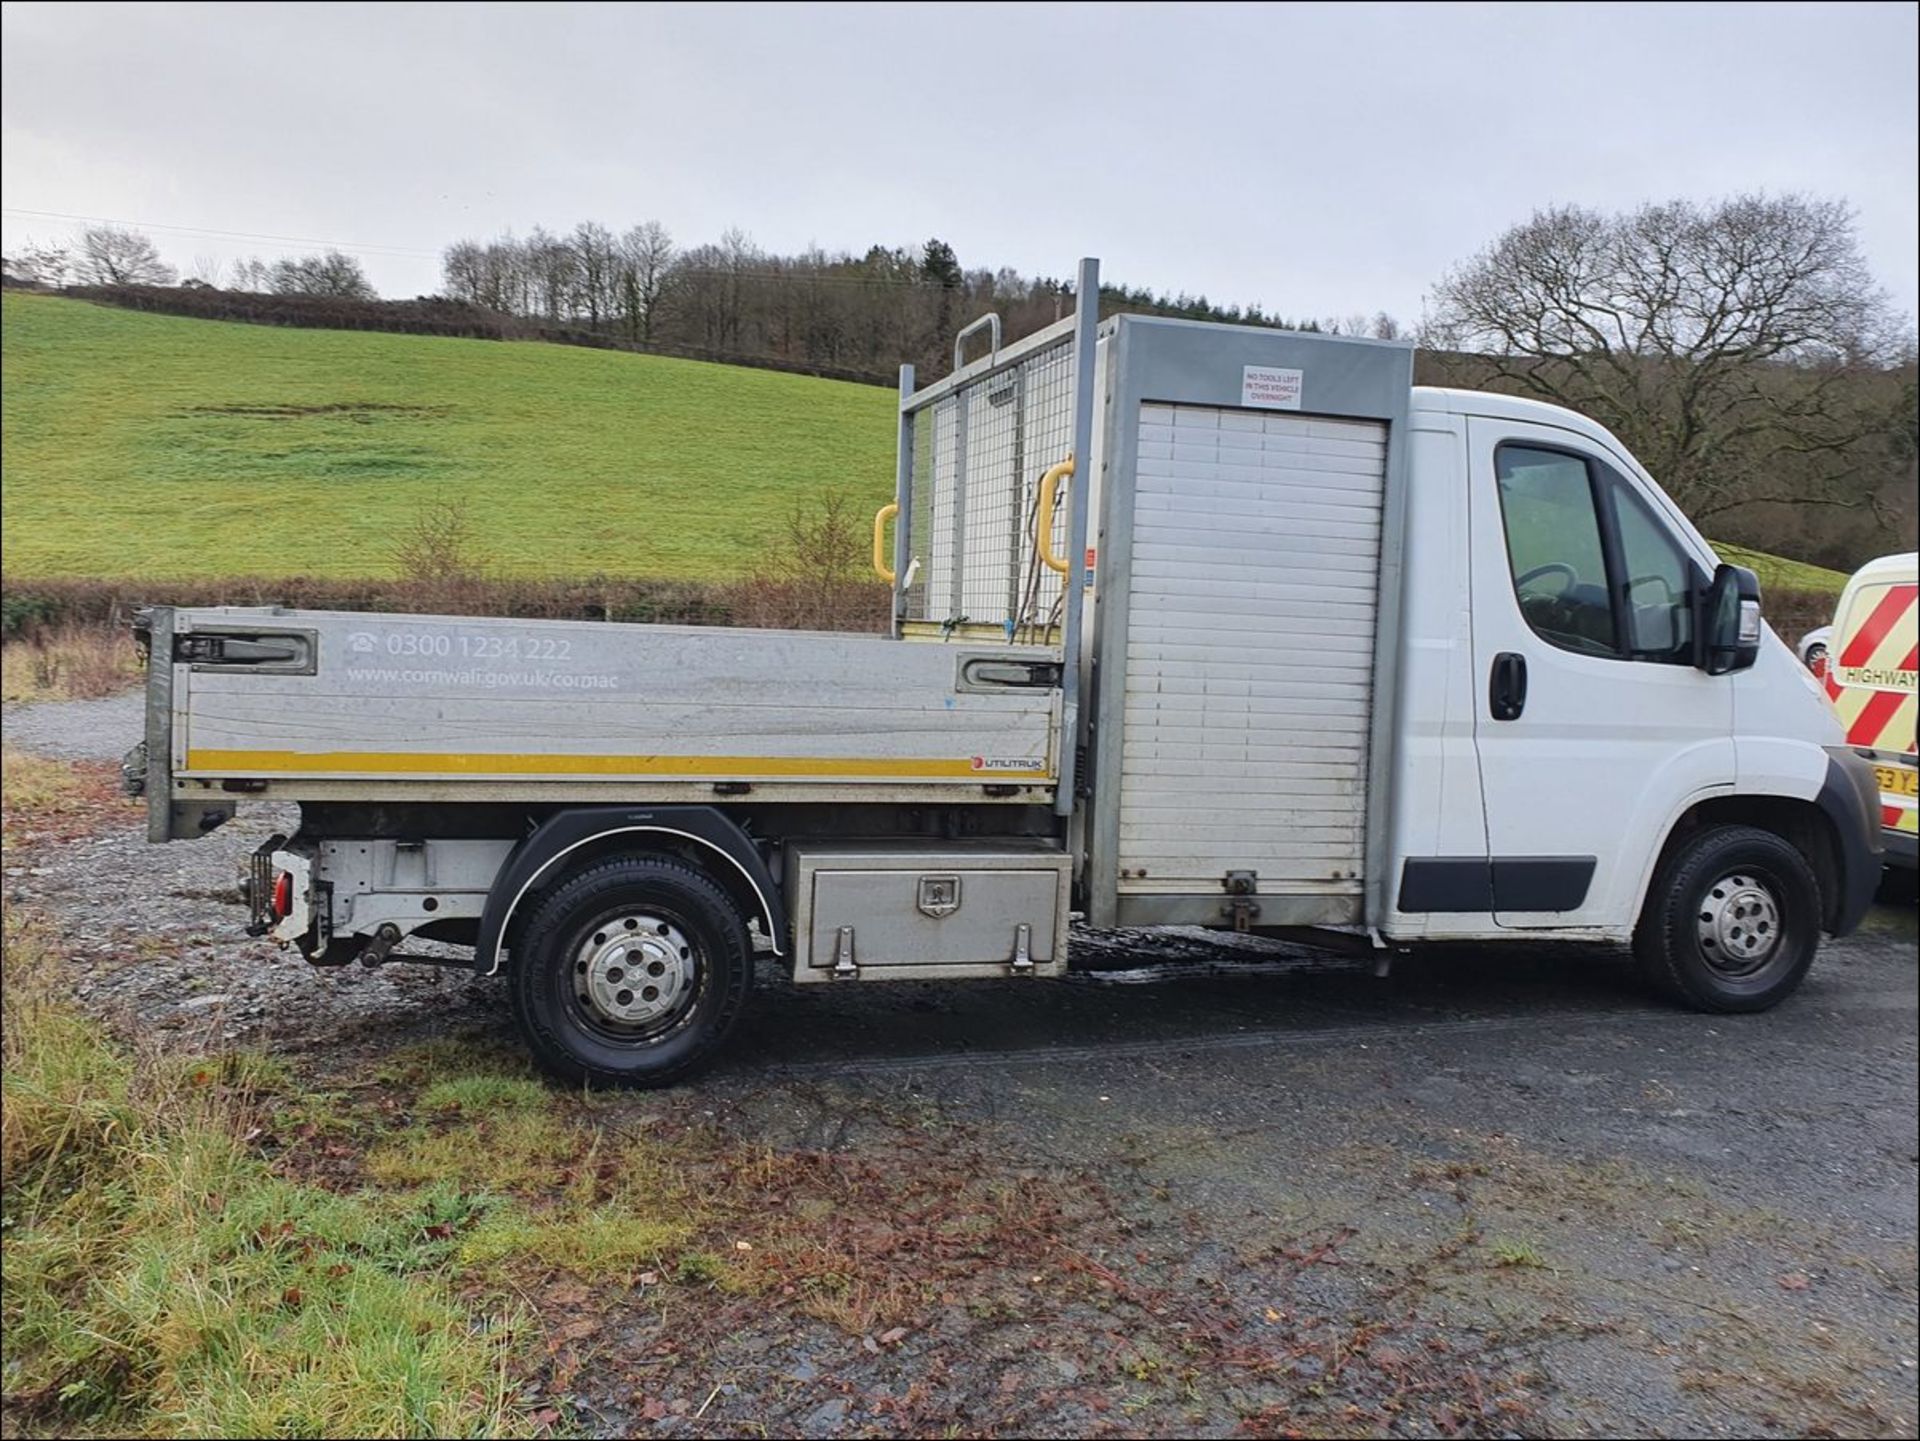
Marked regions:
[1818,552,1919,868]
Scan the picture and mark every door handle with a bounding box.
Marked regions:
[1489,652,1528,721]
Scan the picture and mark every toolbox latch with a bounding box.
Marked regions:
[1221,870,1261,933]
[1008,922,1035,976]
[832,926,858,979]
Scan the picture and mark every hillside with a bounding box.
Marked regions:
[0,292,1854,607]
[1708,544,1849,598]
[0,292,895,580]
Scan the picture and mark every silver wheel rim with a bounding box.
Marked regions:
[573,912,698,1030]
[1696,871,1782,976]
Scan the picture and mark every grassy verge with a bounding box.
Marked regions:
[0,625,143,703]
[1712,543,1851,598]
[0,908,532,1438]
[0,749,139,850]
[2,752,531,1437]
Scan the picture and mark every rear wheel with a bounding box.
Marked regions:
[508,855,753,1087]
[1634,824,1820,1013]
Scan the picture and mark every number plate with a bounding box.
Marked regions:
[1874,765,1918,799]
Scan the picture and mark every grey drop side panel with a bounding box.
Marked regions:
[170,610,1060,789]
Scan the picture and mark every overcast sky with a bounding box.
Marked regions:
[3,1,1916,325]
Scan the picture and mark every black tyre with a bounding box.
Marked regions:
[1633,824,1820,1013]
[508,855,753,1087]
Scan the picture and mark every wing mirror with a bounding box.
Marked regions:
[1697,563,1762,675]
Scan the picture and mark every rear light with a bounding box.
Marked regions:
[271,871,293,920]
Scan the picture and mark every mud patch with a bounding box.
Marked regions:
[181,402,451,422]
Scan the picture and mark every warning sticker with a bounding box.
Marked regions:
[1241,365,1304,410]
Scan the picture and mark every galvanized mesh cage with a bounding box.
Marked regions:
[903,324,1077,640]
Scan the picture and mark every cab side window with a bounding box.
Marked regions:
[1609,481,1694,662]
[1494,446,1619,657]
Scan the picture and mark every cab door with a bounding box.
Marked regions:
[1466,417,1731,928]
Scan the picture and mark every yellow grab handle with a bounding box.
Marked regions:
[872,501,900,584]
[1035,457,1075,575]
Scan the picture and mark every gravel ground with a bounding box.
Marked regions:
[3,689,145,762]
[6,691,1917,1438]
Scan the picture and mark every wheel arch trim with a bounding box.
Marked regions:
[1632,757,1880,938]
[1814,748,1883,935]
[475,807,784,976]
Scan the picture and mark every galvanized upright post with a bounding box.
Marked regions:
[948,393,970,623]
[892,363,916,637]
[1054,257,1099,817]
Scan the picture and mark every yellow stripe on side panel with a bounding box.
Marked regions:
[184,749,1054,782]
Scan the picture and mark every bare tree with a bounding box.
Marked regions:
[269,249,377,299]
[570,221,618,328]
[390,493,492,582]
[496,235,535,314]
[1423,195,1911,522]
[75,225,176,285]
[481,231,524,314]
[186,252,225,288]
[617,221,674,341]
[229,255,272,292]
[2,241,71,287]
[441,239,485,305]
[525,227,576,321]
[1326,312,1403,340]
[442,234,528,313]
[683,226,758,349]
[745,490,874,629]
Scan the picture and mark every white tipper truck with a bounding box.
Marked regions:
[126,259,1884,1087]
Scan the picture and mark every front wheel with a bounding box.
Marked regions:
[1634,824,1821,1013]
[509,855,754,1087]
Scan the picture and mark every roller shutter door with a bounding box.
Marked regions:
[1118,402,1386,894]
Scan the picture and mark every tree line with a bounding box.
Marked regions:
[436,224,1380,382]
[3,221,1366,382]
[4,225,376,299]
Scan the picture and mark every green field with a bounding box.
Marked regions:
[1,291,1859,599]
[0,292,894,579]
[1709,543,1849,598]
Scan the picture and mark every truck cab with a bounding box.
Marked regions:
[1388,389,1880,974]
